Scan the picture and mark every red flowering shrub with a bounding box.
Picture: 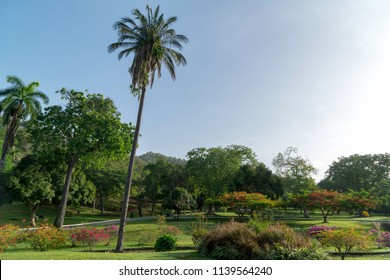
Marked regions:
[70,227,110,251]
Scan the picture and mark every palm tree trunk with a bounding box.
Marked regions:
[53,155,77,228]
[115,87,146,253]
[0,116,19,171]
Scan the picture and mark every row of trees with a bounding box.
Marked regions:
[1,5,389,254]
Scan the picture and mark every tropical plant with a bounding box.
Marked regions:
[108,5,188,252]
[0,75,49,170]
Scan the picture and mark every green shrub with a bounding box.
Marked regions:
[320,227,372,260]
[154,234,177,252]
[26,224,68,251]
[190,214,209,248]
[198,221,259,260]
[256,223,312,254]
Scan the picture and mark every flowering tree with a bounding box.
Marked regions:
[306,190,343,223]
[220,192,274,219]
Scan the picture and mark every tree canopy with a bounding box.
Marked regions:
[186,145,258,198]
[29,89,133,228]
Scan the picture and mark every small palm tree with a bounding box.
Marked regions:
[0,75,49,170]
[108,5,188,252]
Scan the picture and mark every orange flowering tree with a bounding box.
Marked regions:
[220,192,274,218]
[306,190,343,223]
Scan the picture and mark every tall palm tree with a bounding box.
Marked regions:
[0,75,49,171]
[108,5,188,252]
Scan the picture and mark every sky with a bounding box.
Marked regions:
[1,0,390,180]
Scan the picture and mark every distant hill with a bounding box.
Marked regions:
[138,151,186,166]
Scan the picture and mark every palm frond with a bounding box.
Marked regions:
[6,75,24,88]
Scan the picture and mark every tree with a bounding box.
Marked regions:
[108,5,188,252]
[319,153,390,211]
[0,75,49,171]
[162,187,195,220]
[7,155,54,226]
[29,89,133,228]
[272,147,317,194]
[85,161,126,215]
[220,191,274,219]
[306,190,343,223]
[232,163,284,199]
[186,145,258,202]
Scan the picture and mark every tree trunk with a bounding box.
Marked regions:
[303,208,310,218]
[99,196,104,215]
[151,201,156,216]
[30,207,37,227]
[53,155,77,228]
[0,116,19,171]
[115,87,146,253]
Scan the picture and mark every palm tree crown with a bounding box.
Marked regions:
[0,75,49,169]
[108,5,188,89]
[0,75,49,125]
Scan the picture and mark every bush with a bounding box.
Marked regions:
[154,234,177,252]
[307,225,336,240]
[198,221,259,260]
[0,224,20,252]
[70,227,110,251]
[377,232,390,248]
[257,223,310,253]
[103,225,119,245]
[381,222,390,232]
[261,244,329,260]
[247,214,272,234]
[27,224,68,251]
[190,214,209,248]
[320,227,372,260]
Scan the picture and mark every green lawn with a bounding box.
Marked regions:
[1,203,390,260]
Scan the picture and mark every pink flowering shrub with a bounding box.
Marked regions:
[70,227,110,251]
[308,225,336,239]
[377,232,390,248]
[103,225,119,245]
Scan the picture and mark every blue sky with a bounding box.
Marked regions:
[1,0,390,180]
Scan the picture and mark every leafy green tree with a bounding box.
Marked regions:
[0,75,49,171]
[67,169,96,208]
[29,89,133,228]
[85,161,127,215]
[272,147,317,194]
[108,5,188,252]
[232,163,284,199]
[187,145,258,200]
[162,187,195,220]
[7,155,54,226]
[319,153,390,212]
